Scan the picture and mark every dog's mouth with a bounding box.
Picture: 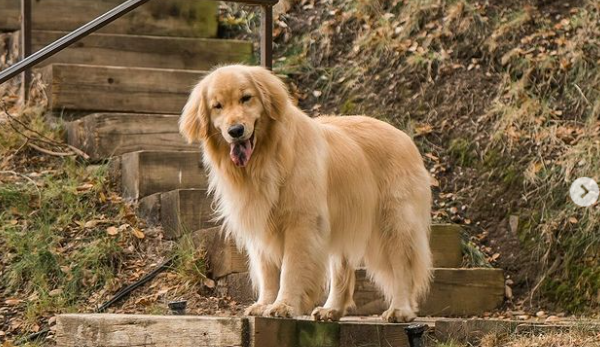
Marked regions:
[229,132,255,167]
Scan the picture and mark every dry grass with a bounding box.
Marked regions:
[276,0,600,313]
[480,329,600,347]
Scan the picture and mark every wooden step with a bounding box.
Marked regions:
[40,64,205,115]
[217,268,505,317]
[121,151,206,200]
[143,186,463,266]
[31,31,252,70]
[56,314,418,347]
[66,113,195,160]
[192,224,462,278]
[1,0,217,38]
[160,189,217,238]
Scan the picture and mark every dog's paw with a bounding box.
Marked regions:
[263,302,295,318]
[311,307,343,322]
[381,307,417,323]
[244,303,269,316]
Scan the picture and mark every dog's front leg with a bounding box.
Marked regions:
[244,249,280,316]
[263,221,327,318]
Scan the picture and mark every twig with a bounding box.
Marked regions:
[28,142,74,157]
[1,103,90,160]
[0,170,42,204]
[573,83,592,107]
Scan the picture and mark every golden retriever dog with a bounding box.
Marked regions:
[179,65,432,322]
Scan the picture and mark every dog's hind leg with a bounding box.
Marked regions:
[311,256,356,321]
[367,202,432,323]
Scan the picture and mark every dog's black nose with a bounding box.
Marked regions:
[228,124,245,138]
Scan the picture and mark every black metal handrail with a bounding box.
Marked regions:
[0,0,278,99]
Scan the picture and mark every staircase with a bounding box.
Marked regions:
[1,0,506,345]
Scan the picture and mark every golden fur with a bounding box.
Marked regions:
[179,65,432,322]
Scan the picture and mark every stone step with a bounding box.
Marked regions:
[66,113,195,160]
[188,222,460,275]
[56,314,419,347]
[1,0,217,38]
[30,30,252,70]
[217,268,505,317]
[121,151,206,200]
[40,63,205,115]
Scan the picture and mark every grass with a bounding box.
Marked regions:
[0,107,153,339]
[171,232,208,286]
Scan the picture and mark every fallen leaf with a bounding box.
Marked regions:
[49,288,63,297]
[84,220,99,228]
[76,183,94,192]
[132,228,145,239]
[203,278,216,289]
[4,299,21,306]
[106,226,119,236]
[568,217,578,224]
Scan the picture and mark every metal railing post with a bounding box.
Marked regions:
[260,5,273,70]
[21,0,32,103]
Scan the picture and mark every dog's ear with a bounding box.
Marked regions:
[247,66,289,120]
[179,80,210,143]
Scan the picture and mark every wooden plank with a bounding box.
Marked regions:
[354,268,505,317]
[249,317,410,347]
[161,189,217,239]
[121,150,207,200]
[0,0,217,38]
[55,314,248,347]
[66,113,196,159]
[29,30,252,70]
[218,268,505,317]
[40,64,205,114]
[136,192,161,226]
[431,224,462,268]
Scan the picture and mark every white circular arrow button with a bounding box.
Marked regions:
[570,177,599,207]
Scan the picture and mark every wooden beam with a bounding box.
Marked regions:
[160,189,217,239]
[0,0,218,38]
[41,64,206,114]
[66,113,197,160]
[30,31,252,70]
[121,151,207,200]
[188,224,462,280]
[218,268,505,317]
[55,314,248,347]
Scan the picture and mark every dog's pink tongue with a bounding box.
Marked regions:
[230,140,254,167]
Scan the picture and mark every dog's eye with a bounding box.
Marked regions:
[241,95,252,103]
[214,103,222,109]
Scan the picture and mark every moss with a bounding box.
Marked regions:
[297,321,340,347]
[340,98,357,114]
[449,138,475,167]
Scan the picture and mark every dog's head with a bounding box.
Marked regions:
[180,65,289,167]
